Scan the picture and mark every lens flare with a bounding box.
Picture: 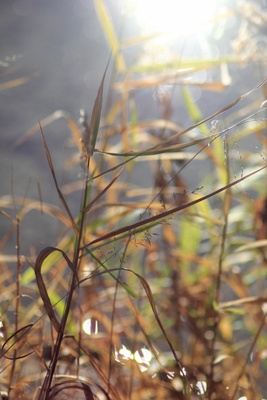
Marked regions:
[134,0,221,36]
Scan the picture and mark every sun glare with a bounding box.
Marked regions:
[134,0,221,36]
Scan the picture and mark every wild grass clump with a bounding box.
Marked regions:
[1,1,267,399]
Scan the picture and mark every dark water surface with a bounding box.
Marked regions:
[1,0,110,248]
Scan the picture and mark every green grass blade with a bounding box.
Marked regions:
[94,0,126,73]
[181,86,209,135]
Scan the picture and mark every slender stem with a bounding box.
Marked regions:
[209,138,231,392]
[38,155,91,399]
[8,217,21,396]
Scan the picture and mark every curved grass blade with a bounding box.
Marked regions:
[34,247,75,332]
[49,380,94,400]
[1,324,33,360]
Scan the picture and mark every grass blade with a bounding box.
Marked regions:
[34,247,75,332]
[39,122,78,235]
[83,163,267,248]
[94,0,126,73]
[0,72,38,92]
[83,168,123,213]
[87,58,110,156]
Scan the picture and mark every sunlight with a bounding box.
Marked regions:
[114,345,153,372]
[134,0,222,36]
[82,317,99,335]
[196,380,207,395]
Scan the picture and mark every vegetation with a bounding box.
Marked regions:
[1,1,267,399]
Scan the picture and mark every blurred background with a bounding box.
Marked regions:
[1,0,267,248]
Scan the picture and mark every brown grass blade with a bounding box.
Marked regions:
[154,76,267,149]
[230,312,267,400]
[49,380,95,400]
[95,78,267,167]
[39,122,78,235]
[83,163,267,248]
[1,324,33,360]
[0,209,14,223]
[0,195,73,228]
[219,296,267,310]
[0,72,38,92]
[13,110,78,148]
[126,269,192,391]
[88,58,110,156]
[114,76,228,92]
[34,247,75,333]
[83,169,123,214]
